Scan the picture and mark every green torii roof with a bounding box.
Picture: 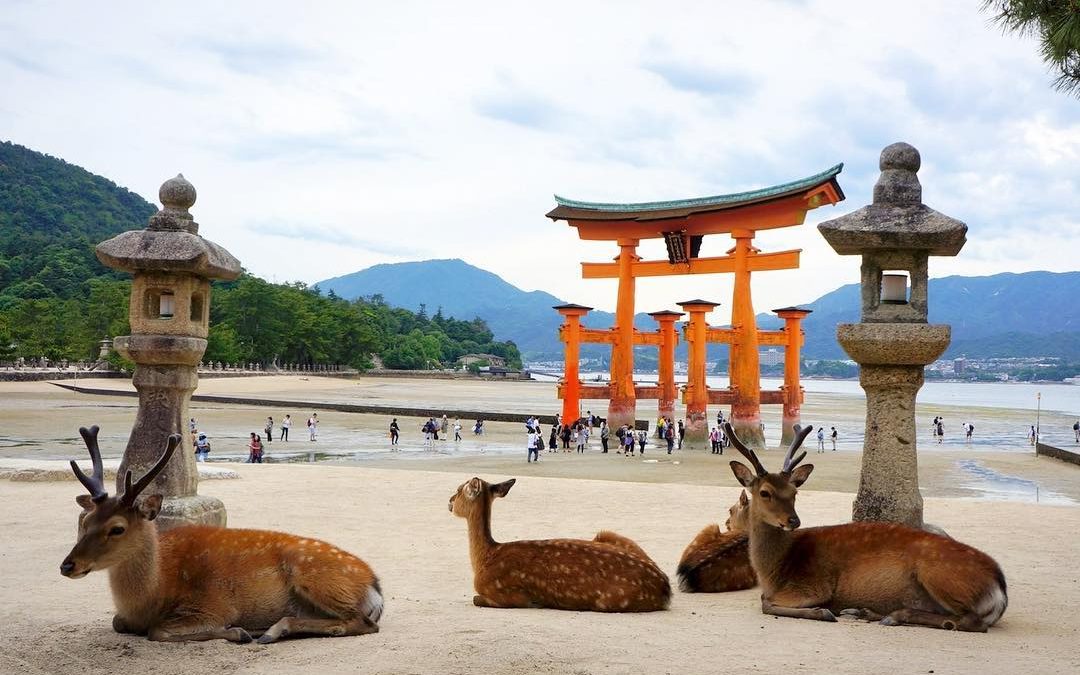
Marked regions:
[547,163,843,222]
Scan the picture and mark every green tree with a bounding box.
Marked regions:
[983,1,1080,96]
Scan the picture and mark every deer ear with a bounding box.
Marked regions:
[75,494,95,511]
[789,464,814,487]
[739,490,749,506]
[465,477,484,499]
[490,478,516,498]
[729,461,756,488]
[136,494,163,521]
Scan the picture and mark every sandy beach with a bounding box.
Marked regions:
[1,375,1079,674]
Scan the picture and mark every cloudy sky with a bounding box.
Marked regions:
[2,1,1077,323]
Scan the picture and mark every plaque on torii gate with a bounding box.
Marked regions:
[547,164,844,447]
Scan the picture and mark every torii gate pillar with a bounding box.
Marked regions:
[775,307,812,446]
[728,231,765,448]
[649,310,683,422]
[555,304,592,423]
[679,300,720,448]
[607,239,640,429]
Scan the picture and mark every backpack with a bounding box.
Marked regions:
[665,426,674,440]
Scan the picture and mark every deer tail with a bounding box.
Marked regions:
[361,578,384,624]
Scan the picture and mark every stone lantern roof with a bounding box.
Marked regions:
[95,174,242,280]
[817,143,966,256]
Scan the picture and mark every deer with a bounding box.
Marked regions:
[724,422,1008,632]
[61,426,383,643]
[448,477,671,612]
[676,490,756,593]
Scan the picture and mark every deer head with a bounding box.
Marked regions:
[61,427,178,578]
[725,423,814,532]
[724,490,751,532]
[448,477,516,518]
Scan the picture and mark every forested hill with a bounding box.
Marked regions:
[0,141,519,370]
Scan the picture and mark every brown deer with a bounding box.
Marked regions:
[61,426,383,643]
[676,490,756,593]
[725,422,1007,632]
[448,477,670,612]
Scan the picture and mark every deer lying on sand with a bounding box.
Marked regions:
[676,490,756,593]
[61,426,383,643]
[725,422,1007,632]
[449,477,670,612]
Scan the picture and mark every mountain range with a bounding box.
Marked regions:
[318,260,1080,362]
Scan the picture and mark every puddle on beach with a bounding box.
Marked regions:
[954,459,1076,505]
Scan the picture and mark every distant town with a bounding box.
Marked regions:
[528,350,1080,384]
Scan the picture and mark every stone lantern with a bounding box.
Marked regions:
[818,143,966,528]
[95,175,241,530]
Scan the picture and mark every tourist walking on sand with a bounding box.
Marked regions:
[623,427,635,456]
[637,429,647,455]
[307,413,318,441]
[264,416,274,444]
[830,426,838,451]
[280,414,291,441]
[247,432,264,463]
[656,415,665,439]
[389,418,400,446]
[575,423,586,453]
[665,422,675,454]
[189,417,198,446]
[440,414,449,440]
[600,420,610,453]
[677,420,685,449]
[816,427,825,453]
[964,422,974,441]
[1029,425,1037,446]
[454,419,462,442]
[548,425,558,451]
[935,419,944,444]
[1073,420,1079,443]
[710,427,720,454]
[561,423,572,450]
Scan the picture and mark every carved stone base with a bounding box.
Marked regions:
[156,494,227,531]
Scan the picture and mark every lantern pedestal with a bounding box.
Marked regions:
[838,323,950,527]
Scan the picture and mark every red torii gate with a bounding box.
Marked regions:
[548,164,844,448]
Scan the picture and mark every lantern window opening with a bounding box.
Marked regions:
[190,293,205,323]
[881,271,909,305]
[158,290,176,318]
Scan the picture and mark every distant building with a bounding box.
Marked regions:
[457,353,507,368]
[760,349,784,366]
[954,357,966,375]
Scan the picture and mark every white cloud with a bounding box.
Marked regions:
[0,0,1076,325]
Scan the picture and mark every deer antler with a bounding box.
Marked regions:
[120,434,180,506]
[782,424,813,475]
[723,422,767,476]
[72,425,108,503]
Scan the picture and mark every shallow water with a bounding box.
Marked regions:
[955,458,1076,505]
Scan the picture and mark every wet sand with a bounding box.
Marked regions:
[2,376,1078,502]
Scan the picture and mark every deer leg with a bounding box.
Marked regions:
[840,608,885,621]
[880,608,988,632]
[112,614,140,634]
[761,595,837,622]
[148,622,253,643]
[473,590,539,608]
[256,615,378,644]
